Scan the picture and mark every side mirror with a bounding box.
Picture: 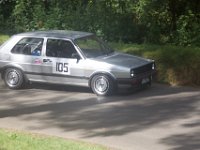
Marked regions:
[72,53,81,62]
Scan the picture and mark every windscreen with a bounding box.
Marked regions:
[75,35,114,58]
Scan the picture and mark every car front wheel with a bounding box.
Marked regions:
[3,68,25,89]
[91,74,116,96]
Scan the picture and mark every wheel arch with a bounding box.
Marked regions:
[88,71,117,88]
[1,64,28,82]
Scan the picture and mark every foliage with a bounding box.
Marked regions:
[0,0,199,46]
[176,11,200,46]
[0,34,9,44]
[0,128,109,150]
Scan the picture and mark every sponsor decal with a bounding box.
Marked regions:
[34,58,42,64]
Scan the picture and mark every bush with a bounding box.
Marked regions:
[147,46,200,86]
[0,34,9,45]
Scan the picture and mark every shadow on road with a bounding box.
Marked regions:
[25,82,152,96]
[31,82,92,93]
[161,131,200,150]
[0,82,199,149]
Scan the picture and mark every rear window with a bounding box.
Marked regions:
[11,37,43,56]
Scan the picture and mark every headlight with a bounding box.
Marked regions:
[130,70,135,77]
[152,62,155,70]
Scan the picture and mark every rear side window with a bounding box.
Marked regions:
[11,37,43,56]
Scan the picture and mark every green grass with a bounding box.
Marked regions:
[0,34,9,45]
[0,129,109,150]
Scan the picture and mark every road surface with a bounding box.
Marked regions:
[0,80,199,150]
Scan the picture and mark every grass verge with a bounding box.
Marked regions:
[0,34,9,45]
[0,129,109,150]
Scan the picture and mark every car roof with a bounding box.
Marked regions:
[15,30,93,40]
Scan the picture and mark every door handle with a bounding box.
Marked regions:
[43,59,52,63]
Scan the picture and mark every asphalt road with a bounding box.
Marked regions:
[0,80,200,150]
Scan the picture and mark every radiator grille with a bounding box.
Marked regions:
[133,63,153,75]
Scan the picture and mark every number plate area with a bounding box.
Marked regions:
[142,77,150,84]
[53,62,70,75]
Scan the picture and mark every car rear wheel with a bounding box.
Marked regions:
[3,68,25,89]
[91,74,116,96]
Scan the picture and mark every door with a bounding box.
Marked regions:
[41,38,88,86]
[10,37,45,80]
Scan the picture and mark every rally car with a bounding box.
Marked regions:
[0,30,155,96]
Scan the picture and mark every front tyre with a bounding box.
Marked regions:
[3,68,25,89]
[91,74,115,96]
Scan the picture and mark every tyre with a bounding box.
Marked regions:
[3,68,25,89]
[91,74,116,96]
[141,76,152,89]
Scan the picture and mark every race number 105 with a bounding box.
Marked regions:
[56,62,68,72]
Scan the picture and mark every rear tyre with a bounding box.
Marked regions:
[91,74,116,96]
[3,68,25,89]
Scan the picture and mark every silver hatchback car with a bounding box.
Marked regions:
[0,30,155,96]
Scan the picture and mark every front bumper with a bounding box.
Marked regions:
[117,70,156,85]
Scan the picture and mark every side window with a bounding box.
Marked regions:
[11,38,43,56]
[46,39,77,58]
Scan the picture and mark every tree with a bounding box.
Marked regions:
[0,0,199,46]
